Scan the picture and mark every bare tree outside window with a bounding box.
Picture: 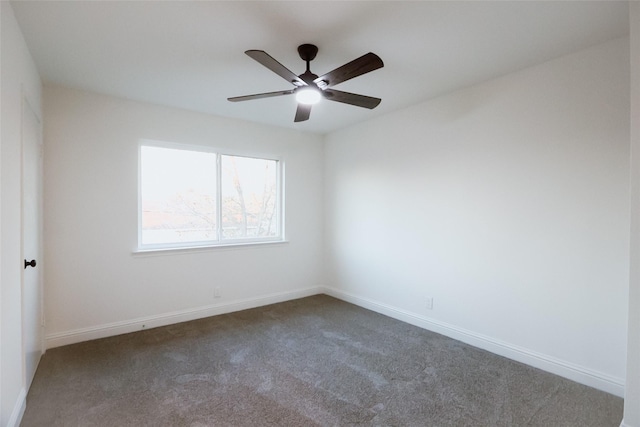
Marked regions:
[221,155,278,239]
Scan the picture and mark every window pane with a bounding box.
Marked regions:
[221,155,278,239]
[141,146,217,245]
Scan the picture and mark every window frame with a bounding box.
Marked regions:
[137,140,285,252]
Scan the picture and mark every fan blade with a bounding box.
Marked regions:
[228,89,295,102]
[323,89,381,109]
[314,52,383,88]
[294,104,311,122]
[245,50,305,86]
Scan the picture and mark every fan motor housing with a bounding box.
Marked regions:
[299,71,319,85]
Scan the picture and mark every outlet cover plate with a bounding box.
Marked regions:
[426,297,433,310]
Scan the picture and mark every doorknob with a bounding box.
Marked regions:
[24,259,36,269]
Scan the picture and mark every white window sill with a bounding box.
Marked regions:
[132,240,289,257]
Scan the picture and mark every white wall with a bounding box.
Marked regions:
[324,37,630,396]
[0,2,42,426]
[623,3,640,426]
[43,85,324,347]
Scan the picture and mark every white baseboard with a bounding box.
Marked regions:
[7,387,26,427]
[322,286,625,398]
[45,286,323,349]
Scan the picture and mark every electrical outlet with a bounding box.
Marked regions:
[425,297,433,310]
[214,287,221,298]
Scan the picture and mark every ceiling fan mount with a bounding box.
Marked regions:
[295,45,320,86]
[297,43,318,63]
[228,43,384,122]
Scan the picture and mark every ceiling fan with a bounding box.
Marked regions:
[228,44,384,122]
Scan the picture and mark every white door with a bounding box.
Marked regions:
[22,96,43,388]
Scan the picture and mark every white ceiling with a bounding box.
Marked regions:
[11,1,629,135]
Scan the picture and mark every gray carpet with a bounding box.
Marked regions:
[22,295,622,426]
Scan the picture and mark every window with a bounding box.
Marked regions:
[139,143,282,250]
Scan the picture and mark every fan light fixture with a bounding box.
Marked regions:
[295,87,322,105]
